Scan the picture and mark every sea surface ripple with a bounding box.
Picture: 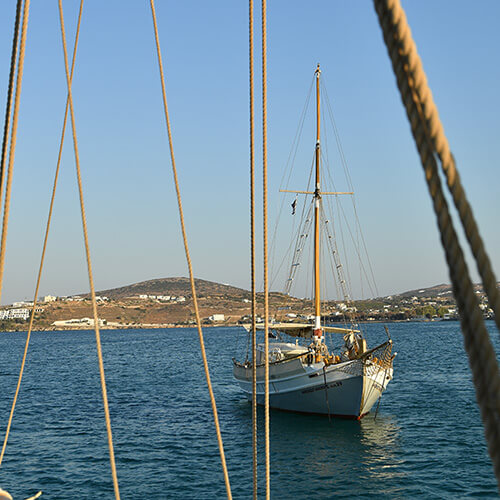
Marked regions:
[0,321,498,498]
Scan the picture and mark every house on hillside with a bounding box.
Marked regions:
[209,314,225,322]
[1,308,30,321]
[42,295,57,302]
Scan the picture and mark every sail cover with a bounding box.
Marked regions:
[242,322,359,339]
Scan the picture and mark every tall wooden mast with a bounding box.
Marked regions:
[313,63,322,340]
[279,65,353,339]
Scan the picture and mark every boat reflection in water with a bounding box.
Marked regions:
[263,411,404,496]
[358,416,406,481]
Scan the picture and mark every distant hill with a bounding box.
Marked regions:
[393,281,499,299]
[83,276,498,302]
[92,277,250,300]
[396,283,454,298]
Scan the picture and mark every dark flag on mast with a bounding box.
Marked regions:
[291,197,297,215]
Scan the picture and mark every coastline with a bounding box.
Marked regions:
[0,317,466,333]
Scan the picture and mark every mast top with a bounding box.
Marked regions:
[315,63,321,76]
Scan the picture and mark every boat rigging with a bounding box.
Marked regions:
[233,64,395,419]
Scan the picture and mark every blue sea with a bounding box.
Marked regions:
[0,321,498,498]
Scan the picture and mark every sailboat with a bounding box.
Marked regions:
[233,65,395,419]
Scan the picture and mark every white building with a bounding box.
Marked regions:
[13,301,33,308]
[1,308,30,321]
[11,309,30,320]
[52,317,106,327]
[42,295,57,303]
[209,314,225,322]
[66,296,84,302]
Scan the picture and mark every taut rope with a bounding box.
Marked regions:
[0,0,30,468]
[149,1,233,498]
[0,0,84,470]
[261,0,271,498]
[374,0,500,488]
[58,1,121,497]
[0,0,29,305]
[248,0,258,498]
[0,0,22,229]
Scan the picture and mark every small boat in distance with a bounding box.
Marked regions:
[233,65,395,419]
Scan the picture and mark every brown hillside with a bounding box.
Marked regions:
[91,277,250,300]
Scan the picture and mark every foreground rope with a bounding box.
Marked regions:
[58,2,121,498]
[149,2,232,498]
[248,0,258,498]
[0,0,23,464]
[0,0,84,470]
[261,1,271,498]
[0,0,30,468]
[0,0,29,307]
[374,0,500,488]
[0,0,22,223]
[380,3,500,336]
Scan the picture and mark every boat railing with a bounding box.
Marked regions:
[232,350,310,369]
[234,339,393,371]
[358,340,393,370]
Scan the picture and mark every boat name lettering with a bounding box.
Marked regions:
[301,381,342,394]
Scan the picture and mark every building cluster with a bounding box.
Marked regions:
[60,295,109,302]
[137,294,186,303]
[325,289,493,322]
[0,308,31,321]
[0,305,44,321]
[0,293,105,323]
[52,317,106,327]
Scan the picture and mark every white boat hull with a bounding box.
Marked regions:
[234,348,393,419]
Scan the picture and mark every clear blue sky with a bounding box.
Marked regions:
[0,1,498,304]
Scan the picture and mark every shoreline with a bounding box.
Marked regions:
[0,317,468,333]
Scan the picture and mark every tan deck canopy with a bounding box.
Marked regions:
[242,322,359,339]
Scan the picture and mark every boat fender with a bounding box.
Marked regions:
[26,493,42,500]
[0,489,13,500]
[358,338,367,355]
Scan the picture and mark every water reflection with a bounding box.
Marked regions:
[359,415,406,481]
[258,409,406,497]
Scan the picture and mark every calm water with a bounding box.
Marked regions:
[0,321,498,498]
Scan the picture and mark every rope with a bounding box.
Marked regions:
[0,0,23,463]
[261,0,271,498]
[0,0,84,470]
[376,2,500,336]
[0,0,29,305]
[0,0,22,225]
[248,0,258,498]
[148,2,232,498]
[57,2,121,498]
[0,0,30,468]
[374,0,500,487]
